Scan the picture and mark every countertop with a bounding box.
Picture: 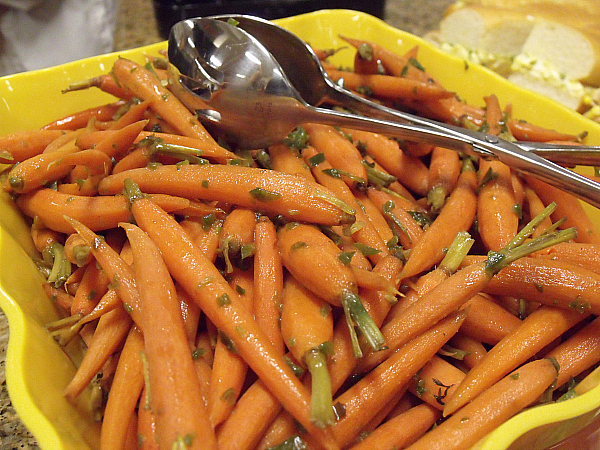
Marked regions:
[0,0,452,448]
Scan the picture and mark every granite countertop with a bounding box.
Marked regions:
[0,0,451,448]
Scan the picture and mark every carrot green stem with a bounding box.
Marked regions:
[266,435,307,450]
[45,242,71,288]
[362,160,397,188]
[438,231,474,274]
[304,348,335,429]
[505,201,557,250]
[427,185,447,212]
[341,290,386,355]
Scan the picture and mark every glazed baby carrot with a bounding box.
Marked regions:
[277,222,385,354]
[208,267,254,428]
[303,123,367,186]
[16,189,192,234]
[348,403,441,450]
[508,119,579,142]
[443,305,586,416]
[409,355,466,410]
[137,386,158,450]
[253,217,285,354]
[458,293,521,345]
[0,129,65,163]
[524,174,600,244]
[97,164,355,226]
[340,127,430,197]
[325,69,454,101]
[122,181,339,449]
[42,101,126,131]
[121,222,216,450]
[477,159,519,251]
[281,276,335,428]
[62,74,135,101]
[533,242,600,275]
[218,207,256,273]
[427,146,461,212]
[407,359,558,450]
[100,326,145,450]
[480,257,600,314]
[447,333,488,370]
[269,143,315,181]
[399,160,478,280]
[111,58,216,144]
[525,186,553,237]
[70,261,109,316]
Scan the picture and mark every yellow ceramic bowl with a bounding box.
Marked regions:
[2,9,600,450]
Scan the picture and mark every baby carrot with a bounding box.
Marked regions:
[42,101,126,131]
[111,58,216,143]
[100,326,145,450]
[0,129,65,163]
[458,293,521,345]
[348,403,441,450]
[407,359,558,450]
[326,69,454,101]
[427,146,461,212]
[303,123,367,186]
[447,333,488,370]
[341,127,430,197]
[281,276,335,428]
[122,181,339,449]
[137,386,159,450]
[534,242,600,275]
[16,189,192,234]
[277,222,385,354]
[62,73,135,101]
[524,174,600,244]
[219,207,256,273]
[525,186,553,237]
[508,119,579,142]
[97,164,355,226]
[477,159,519,251]
[443,305,586,416]
[71,261,109,317]
[121,222,216,450]
[208,267,254,428]
[269,143,315,181]
[399,160,477,280]
[253,217,285,354]
[545,316,600,389]
[409,355,466,410]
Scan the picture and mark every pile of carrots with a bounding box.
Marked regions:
[2,31,600,450]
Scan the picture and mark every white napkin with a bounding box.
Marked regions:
[0,0,116,75]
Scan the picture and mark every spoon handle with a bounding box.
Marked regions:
[299,104,600,209]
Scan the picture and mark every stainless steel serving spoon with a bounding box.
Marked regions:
[167,17,600,208]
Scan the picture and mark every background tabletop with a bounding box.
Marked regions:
[0,0,452,447]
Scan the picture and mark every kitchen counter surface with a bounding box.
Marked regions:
[0,0,452,447]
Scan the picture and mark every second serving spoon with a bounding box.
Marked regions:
[167,17,600,208]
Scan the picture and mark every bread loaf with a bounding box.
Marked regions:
[426,0,600,117]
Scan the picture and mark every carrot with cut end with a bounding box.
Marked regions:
[218,207,256,274]
[0,129,66,163]
[63,233,92,267]
[303,123,367,186]
[277,222,385,355]
[326,69,454,101]
[121,222,216,450]
[97,164,355,226]
[122,181,339,450]
[111,58,216,144]
[253,217,285,354]
[427,146,461,212]
[443,305,586,417]
[100,326,145,450]
[400,161,477,280]
[407,359,558,450]
[330,310,466,448]
[349,403,441,450]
